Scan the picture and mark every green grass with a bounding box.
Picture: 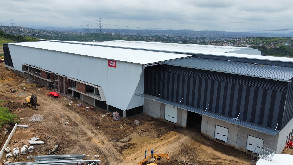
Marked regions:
[0,33,37,58]
[0,36,14,44]
[0,36,14,57]
[0,106,17,127]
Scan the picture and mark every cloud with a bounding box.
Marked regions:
[0,0,292,32]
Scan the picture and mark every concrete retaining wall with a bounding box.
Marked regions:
[143,98,161,118]
[144,98,187,127]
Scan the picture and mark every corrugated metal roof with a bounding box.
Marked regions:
[92,40,293,63]
[83,40,261,55]
[145,95,280,135]
[166,57,293,81]
[10,41,191,65]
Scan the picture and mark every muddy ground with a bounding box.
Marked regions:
[0,63,253,164]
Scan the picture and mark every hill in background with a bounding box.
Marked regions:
[0,30,37,57]
[0,26,292,57]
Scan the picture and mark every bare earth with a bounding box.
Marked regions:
[0,63,251,165]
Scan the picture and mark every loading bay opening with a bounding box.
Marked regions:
[187,111,202,131]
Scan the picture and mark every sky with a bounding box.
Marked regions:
[0,0,292,32]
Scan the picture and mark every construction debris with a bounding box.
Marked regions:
[20,145,28,155]
[10,89,17,93]
[17,125,29,128]
[4,147,11,153]
[29,114,44,122]
[12,147,19,157]
[4,155,101,165]
[286,141,293,149]
[27,155,34,159]
[30,137,39,141]
[69,101,73,106]
[113,111,120,121]
[28,140,44,145]
[48,145,59,155]
[86,106,94,110]
[4,154,101,165]
[5,153,12,159]
[47,91,61,98]
[28,137,44,145]
[28,146,34,153]
[134,120,140,126]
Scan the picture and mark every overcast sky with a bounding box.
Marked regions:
[0,0,292,32]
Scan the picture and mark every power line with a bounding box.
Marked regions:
[10,19,15,26]
[98,18,102,33]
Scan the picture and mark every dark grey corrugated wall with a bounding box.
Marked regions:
[282,81,293,128]
[145,65,288,130]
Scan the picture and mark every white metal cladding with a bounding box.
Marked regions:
[11,41,191,65]
[165,104,177,123]
[9,44,143,110]
[215,125,229,142]
[95,40,293,63]
[246,135,264,153]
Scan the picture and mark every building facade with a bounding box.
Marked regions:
[4,40,293,154]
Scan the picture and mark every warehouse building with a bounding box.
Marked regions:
[3,40,293,154]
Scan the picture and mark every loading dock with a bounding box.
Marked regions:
[186,111,202,130]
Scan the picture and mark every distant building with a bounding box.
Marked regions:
[3,40,293,154]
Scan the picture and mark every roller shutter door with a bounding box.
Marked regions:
[215,125,228,142]
[165,104,177,123]
[246,135,264,153]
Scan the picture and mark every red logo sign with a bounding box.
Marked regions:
[108,60,116,68]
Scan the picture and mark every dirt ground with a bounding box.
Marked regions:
[0,63,252,165]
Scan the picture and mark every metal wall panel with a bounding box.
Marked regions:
[9,45,143,110]
[144,65,288,130]
[282,81,293,128]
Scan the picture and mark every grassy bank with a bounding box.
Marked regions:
[0,30,38,57]
[0,105,17,127]
[0,37,14,57]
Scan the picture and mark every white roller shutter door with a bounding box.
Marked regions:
[165,104,177,123]
[215,125,229,142]
[246,135,264,153]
